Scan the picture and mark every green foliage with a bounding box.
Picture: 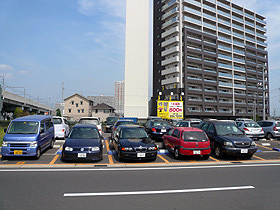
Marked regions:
[14,107,29,119]
[0,122,9,146]
[256,115,261,122]
[56,109,62,116]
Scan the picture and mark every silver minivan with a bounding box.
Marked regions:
[257,120,280,140]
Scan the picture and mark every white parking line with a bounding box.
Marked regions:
[53,145,61,149]
[63,186,255,197]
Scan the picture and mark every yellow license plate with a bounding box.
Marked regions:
[14,150,23,155]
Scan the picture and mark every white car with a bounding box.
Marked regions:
[53,116,70,139]
[236,121,265,140]
[78,117,102,134]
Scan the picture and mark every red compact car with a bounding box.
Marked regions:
[163,127,211,159]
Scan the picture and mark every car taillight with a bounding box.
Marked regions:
[151,128,156,132]
[61,129,65,132]
[114,127,116,130]
[273,126,278,131]
[243,128,249,132]
[261,128,264,132]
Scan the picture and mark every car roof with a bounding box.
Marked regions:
[12,115,52,122]
[118,124,142,129]
[73,124,98,129]
[203,120,235,124]
[79,117,99,120]
[175,127,204,132]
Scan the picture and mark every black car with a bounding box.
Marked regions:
[105,116,118,133]
[111,125,157,161]
[199,120,258,159]
[62,124,103,161]
[145,120,173,141]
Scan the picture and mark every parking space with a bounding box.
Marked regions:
[1,133,280,166]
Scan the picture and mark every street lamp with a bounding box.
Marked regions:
[158,92,162,100]
[180,92,184,101]
[257,64,267,120]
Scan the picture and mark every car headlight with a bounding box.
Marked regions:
[121,147,134,151]
[251,141,257,147]
[2,141,8,147]
[224,141,234,148]
[91,147,100,151]
[30,142,38,148]
[148,146,157,151]
[65,147,73,151]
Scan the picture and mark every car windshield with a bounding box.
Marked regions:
[53,118,62,124]
[183,131,208,142]
[275,122,280,127]
[79,119,99,125]
[120,128,148,139]
[107,117,118,123]
[69,127,99,139]
[7,121,39,134]
[152,121,170,127]
[215,123,243,135]
[244,122,260,128]
[177,122,190,127]
[117,121,136,126]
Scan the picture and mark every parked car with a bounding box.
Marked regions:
[236,121,264,140]
[145,120,173,141]
[199,120,257,159]
[147,116,163,121]
[78,117,102,134]
[170,119,183,126]
[61,124,103,161]
[112,119,137,132]
[1,115,55,159]
[163,127,211,159]
[105,116,118,133]
[235,118,254,122]
[111,124,157,161]
[175,120,201,128]
[257,120,280,140]
[53,116,70,139]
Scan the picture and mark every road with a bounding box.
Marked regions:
[0,163,280,210]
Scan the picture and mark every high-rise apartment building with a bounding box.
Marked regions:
[114,81,125,117]
[153,0,269,119]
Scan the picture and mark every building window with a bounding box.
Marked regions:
[71,101,74,105]
[80,101,83,105]
[76,103,79,107]
[95,110,98,113]
[68,109,71,113]
[77,109,80,113]
[104,110,110,113]
[81,109,84,113]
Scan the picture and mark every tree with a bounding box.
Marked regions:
[14,107,29,119]
[56,109,62,116]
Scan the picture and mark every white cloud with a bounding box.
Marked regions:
[0,64,13,71]
[19,70,29,74]
[77,0,96,16]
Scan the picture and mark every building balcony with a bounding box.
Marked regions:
[162,46,180,56]
[162,18,179,29]
[161,77,180,85]
[162,26,179,38]
[162,7,179,20]
[162,0,178,12]
[161,67,180,76]
[162,36,179,47]
[161,56,180,66]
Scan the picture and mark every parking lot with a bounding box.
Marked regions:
[1,132,280,167]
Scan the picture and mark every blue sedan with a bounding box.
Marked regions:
[62,124,103,161]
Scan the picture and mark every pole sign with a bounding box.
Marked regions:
[157,100,183,119]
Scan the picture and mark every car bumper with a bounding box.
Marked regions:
[222,147,258,156]
[179,147,211,156]
[1,147,37,157]
[119,151,157,160]
[246,134,265,139]
[62,151,102,161]
[55,131,65,139]
[149,132,167,140]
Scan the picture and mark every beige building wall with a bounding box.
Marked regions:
[64,94,91,121]
[124,0,149,118]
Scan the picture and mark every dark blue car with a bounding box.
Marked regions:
[62,124,103,161]
[145,120,173,141]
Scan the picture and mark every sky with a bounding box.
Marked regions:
[0,0,280,115]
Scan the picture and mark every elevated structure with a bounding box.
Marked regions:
[124,0,150,118]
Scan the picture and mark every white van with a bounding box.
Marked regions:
[53,116,70,139]
[78,117,102,134]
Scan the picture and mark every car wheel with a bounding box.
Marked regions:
[35,148,41,160]
[174,148,181,160]
[49,139,55,149]
[266,133,273,140]
[215,145,224,159]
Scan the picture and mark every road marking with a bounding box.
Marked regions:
[63,186,255,197]
[261,143,271,146]
[105,140,114,165]
[16,162,25,165]
[253,155,265,161]
[53,145,61,149]
[49,155,60,165]
[209,156,220,162]
[157,155,170,163]
[55,140,65,143]
[256,144,273,151]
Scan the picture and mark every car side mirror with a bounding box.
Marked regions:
[4,128,7,133]
[40,127,44,133]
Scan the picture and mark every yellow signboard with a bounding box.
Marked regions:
[157,100,184,119]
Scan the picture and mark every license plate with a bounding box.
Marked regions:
[78,153,86,158]
[161,129,166,132]
[241,149,248,154]
[193,150,201,155]
[14,150,22,155]
[137,153,146,158]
